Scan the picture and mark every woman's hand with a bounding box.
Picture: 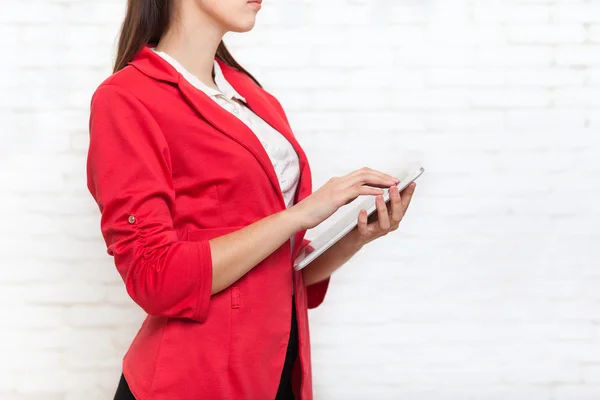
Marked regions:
[355,182,417,247]
[299,180,417,286]
[288,167,400,231]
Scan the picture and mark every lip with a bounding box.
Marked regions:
[248,0,262,8]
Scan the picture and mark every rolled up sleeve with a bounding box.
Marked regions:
[87,85,212,322]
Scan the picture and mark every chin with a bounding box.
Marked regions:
[222,6,258,33]
[228,18,257,33]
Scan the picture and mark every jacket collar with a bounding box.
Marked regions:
[128,44,181,84]
[129,46,312,254]
[150,48,247,102]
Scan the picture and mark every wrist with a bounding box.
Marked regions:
[280,206,306,233]
[342,227,365,254]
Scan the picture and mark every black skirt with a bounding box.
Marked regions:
[114,297,299,400]
[275,296,299,400]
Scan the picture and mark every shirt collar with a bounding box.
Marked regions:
[213,60,247,103]
[152,49,246,103]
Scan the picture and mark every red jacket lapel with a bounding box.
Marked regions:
[128,46,312,255]
[129,46,312,209]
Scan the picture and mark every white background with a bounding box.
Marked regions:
[1,0,600,399]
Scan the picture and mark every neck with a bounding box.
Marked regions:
[155,5,225,90]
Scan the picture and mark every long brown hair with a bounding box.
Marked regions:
[113,0,261,87]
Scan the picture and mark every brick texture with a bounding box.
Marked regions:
[1,0,599,399]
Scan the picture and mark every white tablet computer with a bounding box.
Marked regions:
[293,165,424,271]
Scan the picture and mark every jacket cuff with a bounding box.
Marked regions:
[306,277,330,309]
[192,240,213,322]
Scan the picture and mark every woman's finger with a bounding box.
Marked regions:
[400,182,417,211]
[375,195,390,232]
[357,209,369,237]
[346,172,397,189]
[389,185,404,223]
[349,167,399,185]
[356,186,386,197]
[342,186,385,206]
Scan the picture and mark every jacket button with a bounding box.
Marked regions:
[128,215,136,224]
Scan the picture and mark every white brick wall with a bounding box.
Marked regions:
[1,0,599,399]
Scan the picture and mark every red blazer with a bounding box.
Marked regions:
[87,45,329,400]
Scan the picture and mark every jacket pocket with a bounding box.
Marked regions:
[187,226,245,309]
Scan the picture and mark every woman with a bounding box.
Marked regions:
[86,0,416,399]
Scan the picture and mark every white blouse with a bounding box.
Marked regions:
[153,50,301,262]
